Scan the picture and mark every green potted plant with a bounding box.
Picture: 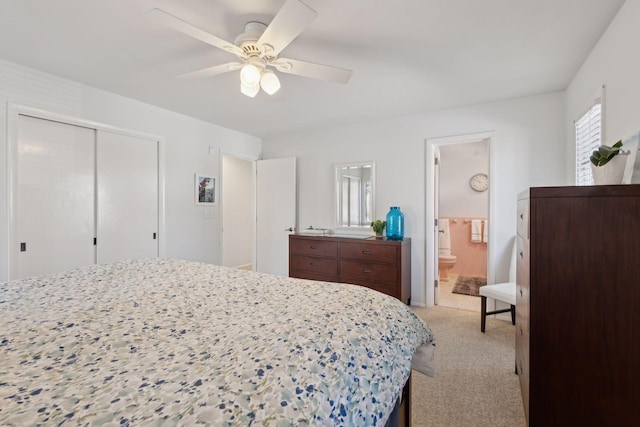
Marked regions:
[590,140,629,185]
[590,140,624,166]
[370,219,386,238]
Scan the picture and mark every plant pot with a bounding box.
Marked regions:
[375,232,383,239]
[591,155,627,185]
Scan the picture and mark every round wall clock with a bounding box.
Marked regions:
[469,173,488,192]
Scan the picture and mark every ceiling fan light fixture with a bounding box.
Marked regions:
[240,81,260,98]
[240,63,261,87]
[260,70,281,95]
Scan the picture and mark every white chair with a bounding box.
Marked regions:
[480,237,517,332]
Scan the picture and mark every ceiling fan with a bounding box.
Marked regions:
[148,0,353,97]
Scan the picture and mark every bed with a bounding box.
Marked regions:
[0,258,435,426]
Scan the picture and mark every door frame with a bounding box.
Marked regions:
[6,103,166,281]
[424,131,495,308]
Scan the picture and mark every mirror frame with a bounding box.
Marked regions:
[334,161,376,230]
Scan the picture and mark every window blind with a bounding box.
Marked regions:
[575,102,602,186]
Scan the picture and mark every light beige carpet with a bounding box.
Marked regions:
[410,306,526,427]
[438,274,481,313]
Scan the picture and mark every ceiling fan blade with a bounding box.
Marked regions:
[177,62,243,80]
[257,0,317,56]
[148,8,246,58]
[273,58,353,84]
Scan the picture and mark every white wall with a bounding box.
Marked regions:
[0,59,261,281]
[262,92,566,306]
[565,0,640,181]
[439,139,488,217]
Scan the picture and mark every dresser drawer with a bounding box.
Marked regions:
[517,198,529,239]
[290,255,338,276]
[516,346,530,424]
[516,235,529,284]
[339,242,397,263]
[339,260,397,284]
[290,238,338,257]
[343,279,399,299]
[290,270,338,283]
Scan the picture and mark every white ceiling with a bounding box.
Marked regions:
[0,0,625,138]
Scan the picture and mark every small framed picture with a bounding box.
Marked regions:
[195,173,216,205]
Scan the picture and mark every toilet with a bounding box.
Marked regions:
[439,254,457,282]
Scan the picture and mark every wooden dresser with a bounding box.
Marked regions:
[516,185,640,425]
[289,234,411,304]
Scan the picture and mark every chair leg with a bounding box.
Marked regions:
[481,296,487,333]
[510,304,516,325]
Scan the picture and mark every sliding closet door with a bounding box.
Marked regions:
[11,115,96,280]
[96,131,158,263]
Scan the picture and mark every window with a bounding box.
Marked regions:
[575,93,603,186]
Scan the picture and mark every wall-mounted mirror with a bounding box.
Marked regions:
[335,162,375,228]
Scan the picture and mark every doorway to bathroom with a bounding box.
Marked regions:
[425,132,493,311]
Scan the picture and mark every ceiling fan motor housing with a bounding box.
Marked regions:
[234,22,268,57]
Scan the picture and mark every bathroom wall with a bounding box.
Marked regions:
[441,217,488,278]
[439,140,488,278]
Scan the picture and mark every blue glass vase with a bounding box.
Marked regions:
[386,206,404,240]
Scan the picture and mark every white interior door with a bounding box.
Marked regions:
[11,115,96,280]
[96,131,158,263]
[256,157,296,276]
[222,155,254,269]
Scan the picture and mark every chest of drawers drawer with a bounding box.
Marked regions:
[517,198,529,239]
[343,278,399,299]
[339,259,397,284]
[339,242,397,263]
[290,255,338,276]
[289,238,337,257]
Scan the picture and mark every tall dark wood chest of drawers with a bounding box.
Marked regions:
[289,234,411,304]
[516,185,640,426]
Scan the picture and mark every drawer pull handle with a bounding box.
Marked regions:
[309,245,317,250]
[519,213,523,220]
[520,288,523,297]
[309,262,315,267]
[520,327,523,336]
[362,250,372,255]
[363,269,372,273]
[519,251,523,258]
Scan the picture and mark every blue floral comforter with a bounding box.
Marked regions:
[0,258,435,426]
